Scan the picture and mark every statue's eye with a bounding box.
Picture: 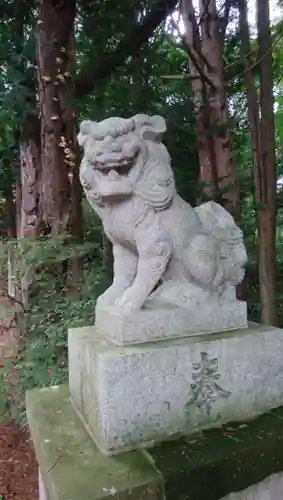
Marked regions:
[82,180,91,190]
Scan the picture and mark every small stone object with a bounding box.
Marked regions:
[221,472,283,499]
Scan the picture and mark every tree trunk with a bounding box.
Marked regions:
[181,0,218,201]
[3,188,16,240]
[238,0,261,305]
[15,178,21,241]
[8,178,22,300]
[19,116,41,240]
[18,116,41,307]
[36,0,77,235]
[199,0,237,215]
[256,0,277,325]
[7,117,41,306]
[238,0,277,324]
[181,0,237,215]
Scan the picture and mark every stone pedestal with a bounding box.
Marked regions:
[26,386,163,500]
[95,300,247,345]
[26,385,283,500]
[69,322,283,455]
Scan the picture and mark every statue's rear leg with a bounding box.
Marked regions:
[185,233,219,287]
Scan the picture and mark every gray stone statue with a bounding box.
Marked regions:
[78,114,247,316]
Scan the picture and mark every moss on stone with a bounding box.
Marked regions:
[26,385,163,500]
[27,384,283,500]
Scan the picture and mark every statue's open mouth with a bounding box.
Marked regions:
[95,151,139,176]
[98,163,133,176]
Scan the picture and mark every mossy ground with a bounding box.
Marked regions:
[149,407,283,499]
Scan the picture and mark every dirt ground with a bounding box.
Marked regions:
[0,283,38,499]
[0,423,38,499]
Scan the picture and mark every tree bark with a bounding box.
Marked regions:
[15,177,21,240]
[36,0,77,235]
[2,187,16,239]
[199,0,237,215]
[181,0,218,201]
[238,0,277,324]
[18,116,41,307]
[7,116,41,306]
[19,116,41,240]
[8,177,22,300]
[256,0,278,324]
[181,0,237,214]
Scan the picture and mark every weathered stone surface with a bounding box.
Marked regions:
[39,471,48,500]
[27,385,283,500]
[221,473,283,499]
[78,115,247,341]
[95,301,247,345]
[26,385,163,500]
[69,323,283,454]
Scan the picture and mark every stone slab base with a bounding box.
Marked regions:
[95,300,247,345]
[26,385,283,500]
[69,323,283,454]
[39,470,48,500]
[221,473,283,499]
[26,386,163,500]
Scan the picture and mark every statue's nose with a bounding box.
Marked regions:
[111,143,122,153]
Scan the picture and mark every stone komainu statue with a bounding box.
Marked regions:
[78,114,247,314]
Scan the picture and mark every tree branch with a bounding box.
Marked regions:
[75,0,178,98]
[218,0,233,47]
[171,10,216,90]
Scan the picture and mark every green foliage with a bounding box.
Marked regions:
[0,233,109,423]
[78,32,199,204]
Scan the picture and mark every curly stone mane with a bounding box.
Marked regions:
[132,138,176,212]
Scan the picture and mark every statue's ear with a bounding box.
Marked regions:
[133,114,166,142]
[77,120,96,148]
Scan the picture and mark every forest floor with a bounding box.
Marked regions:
[0,423,38,499]
[0,283,38,500]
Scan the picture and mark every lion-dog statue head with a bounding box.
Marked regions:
[78,114,175,211]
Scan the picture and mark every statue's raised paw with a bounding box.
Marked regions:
[114,288,145,314]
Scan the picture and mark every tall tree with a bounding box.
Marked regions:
[256,0,278,324]
[37,0,79,235]
[181,0,217,201]
[238,0,277,324]
[180,0,237,215]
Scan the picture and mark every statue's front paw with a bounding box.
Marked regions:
[96,294,111,309]
[114,289,144,314]
[96,287,118,309]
